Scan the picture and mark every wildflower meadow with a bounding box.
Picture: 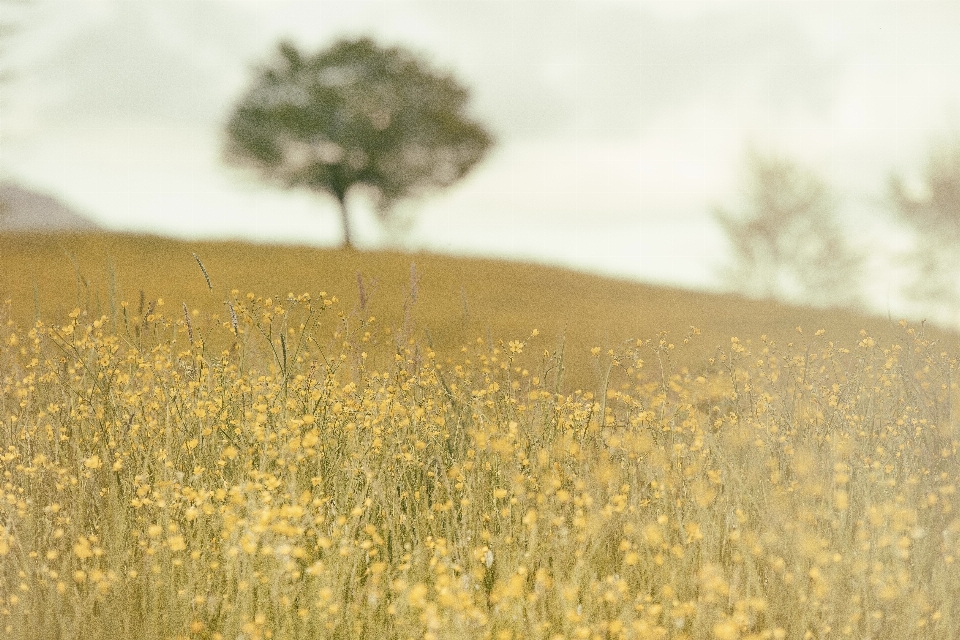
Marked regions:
[1,250,959,639]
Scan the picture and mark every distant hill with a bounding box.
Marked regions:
[0,183,100,232]
[2,231,954,390]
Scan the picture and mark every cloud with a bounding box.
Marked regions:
[15,1,842,141]
[16,1,254,128]
[395,1,841,137]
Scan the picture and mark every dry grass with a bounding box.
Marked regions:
[2,232,954,391]
[1,232,958,639]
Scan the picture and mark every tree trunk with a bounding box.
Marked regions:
[337,194,354,249]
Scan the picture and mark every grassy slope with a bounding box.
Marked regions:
[1,231,950,389]
[3,232,960,640]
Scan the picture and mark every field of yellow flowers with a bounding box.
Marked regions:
[1,278,958,640]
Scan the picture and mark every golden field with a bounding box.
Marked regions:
[1,232,958,639]
[2,232,949,392]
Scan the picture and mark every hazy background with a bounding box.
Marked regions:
[2,0,959,318]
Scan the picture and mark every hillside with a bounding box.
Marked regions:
[0,183,101,232]
[2,230,960,639]
[0,231,951,389]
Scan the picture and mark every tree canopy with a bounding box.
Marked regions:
[225,37,494,248]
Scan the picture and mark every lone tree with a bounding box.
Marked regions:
[225,37,493,248]
[890,138,960,320]
[715,150,864,308]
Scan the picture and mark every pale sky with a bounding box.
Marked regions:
[3,1,960,320]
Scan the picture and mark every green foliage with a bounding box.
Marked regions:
[225,37,494,247]
[715,150,864,310]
